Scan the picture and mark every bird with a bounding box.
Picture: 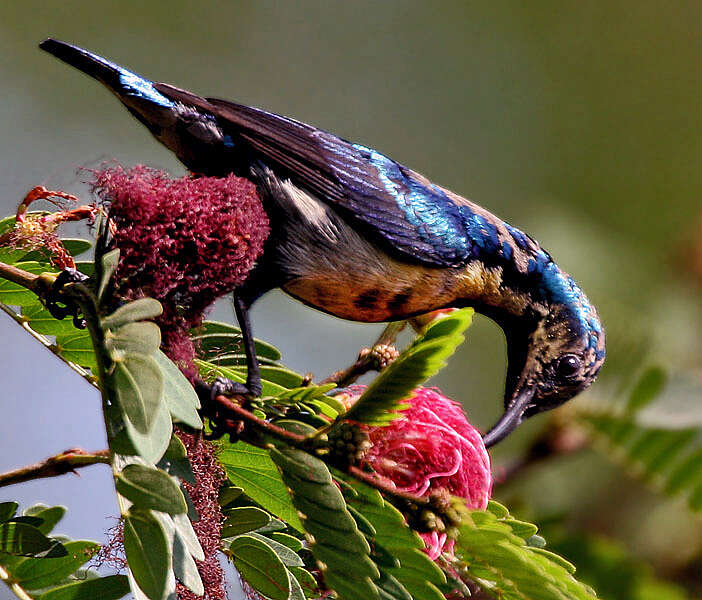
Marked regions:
[38,38,605,447]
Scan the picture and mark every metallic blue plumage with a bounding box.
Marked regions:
[39,38,606,447]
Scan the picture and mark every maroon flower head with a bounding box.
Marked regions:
[345,386,492,559]
[176,431,227,600]
[93,165,269,376]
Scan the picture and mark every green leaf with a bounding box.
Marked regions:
[172,527,204,596]
[221,507,271,537]
[111,353,164,434]
[0,502,18,523]
[22,305,78,336]
[61,239,93,258]
[172,513,204,562]
[289,566,319,599]
[258,366,305,389]
[218,441,305,532]
[0,522,61,556]
[109,399,173,464]
[627,366,667,411]
[229,534,290,600]
[268,532,304,552]
[35,574,130,600]
[219,485,245,507]
[153,350,202,429]
[11,540,99,590]
[505,518,540,540]
[55,331,98,371]
[105,322,161,357]
[376,570,413,600]
[247,532,304,567]
[156,435,195,484]
[101,298,163,330]
[192,326,282,361]
[123,509,171,600]
[340,477,446,600]
[115,464,187,514]
[98,248,120,301]
[269,445,381,599]
[454,509,597,600]
[342,308,473,426]
[23,505,66,535]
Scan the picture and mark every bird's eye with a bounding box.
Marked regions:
[556,354,581,377]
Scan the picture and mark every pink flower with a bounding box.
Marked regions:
[93,165,270,378]
[352,386,492,559]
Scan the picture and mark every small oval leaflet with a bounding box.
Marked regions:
[115,464,187,515]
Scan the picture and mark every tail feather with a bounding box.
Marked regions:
[39,38,173,108]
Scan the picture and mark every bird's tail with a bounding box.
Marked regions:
[39,38,174,108]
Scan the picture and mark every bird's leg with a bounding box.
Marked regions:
[233,293,263,397]
[196,293,262,414]
[42,268,91,329]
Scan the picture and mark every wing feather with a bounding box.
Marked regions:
[154,83,472,266]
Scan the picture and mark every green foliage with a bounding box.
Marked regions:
[229,534,291,600]
[35,575,131,600]
[269,444,381,600]
[339,477,447,600]
[123,509,172,600]
[0,502,128,600]
[454,500,597,600]
[218,441,305,532]
[3,220,654,600]
[579,367,702,512]
[341,309,473,426]
[114,464,188,515]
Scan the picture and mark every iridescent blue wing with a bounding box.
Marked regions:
[154,84,473,267]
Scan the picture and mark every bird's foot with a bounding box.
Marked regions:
[42,268,91,329]
[196,377,261,443]
[195,377,261,411]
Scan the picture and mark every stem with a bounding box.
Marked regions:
[0,449,110,489]
[208,394,431,508]
[347,465,429,506]
[212,394,308,446]
[0,563,34,600]
[0,261,43,293]
[321,321,406,386]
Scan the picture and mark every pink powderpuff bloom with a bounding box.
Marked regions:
[93,165,270,378]
[352,386,492,560]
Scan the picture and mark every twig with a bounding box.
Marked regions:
[321,321,406,386]
[211,394,308,445]
[0,563,34,600]
[207,394,432,510]
[347,465,429,506]
[0,449,110,489]
[0,261,44,294]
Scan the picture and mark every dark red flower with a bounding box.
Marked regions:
[93,165,269,377]
[176,431,227,600]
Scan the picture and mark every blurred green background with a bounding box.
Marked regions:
[1,2,700,598]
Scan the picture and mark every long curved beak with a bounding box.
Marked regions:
[482,386,536,448]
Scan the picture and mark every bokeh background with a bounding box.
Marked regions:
[1,2,701,598]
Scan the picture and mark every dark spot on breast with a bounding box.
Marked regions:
[354,289,381,310]
[387,290,412,312]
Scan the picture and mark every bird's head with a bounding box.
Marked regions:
[483,292,605,447]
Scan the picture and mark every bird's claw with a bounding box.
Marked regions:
[43,268,90,329]
[210,376,256,401]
